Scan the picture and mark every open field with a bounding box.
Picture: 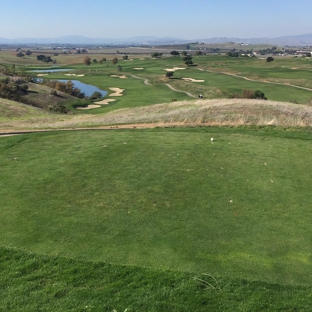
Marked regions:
[1,50,312,310]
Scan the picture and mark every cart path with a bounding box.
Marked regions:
[165,83,197,98]
[131,75,152,85]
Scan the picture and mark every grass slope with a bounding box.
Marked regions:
[1,128,312,287]
[0,98,49,121]
[1,247,312,312]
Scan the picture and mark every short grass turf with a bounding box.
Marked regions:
[30,55,312,115]
[1,127,312,288]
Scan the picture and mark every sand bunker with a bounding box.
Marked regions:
[109,87,124,96]
[64,74,85,77]
[182,78,205,82]
[94,99,116,105]
[110,75,128,79]
[165,67,186,71]
[133,67,144,70]
[76,104,101,110]
[37,74,48,76]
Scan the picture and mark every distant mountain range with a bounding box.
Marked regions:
[0,33,311,46]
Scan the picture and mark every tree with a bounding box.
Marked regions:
[151,52,162,58]
[123,55,128,60]
[254,90,266,99]
[227,51,239,57]
[185,44,191,50]
[165,71,174,79]
[112,57,118,64]
[101,57,106,62]
[36,55,52,63]
[90,91,102,100]
[181,51,187,56]
[84,56,91,66]
[183,55,193,66]
[170,51,180,56]
[266,56,274,62]
[16,52,24,58]
[92,58,98,63]
[195,50,203,56]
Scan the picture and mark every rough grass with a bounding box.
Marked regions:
[1,247,312,312]
[0,98,50,120]
[13,99,311,130]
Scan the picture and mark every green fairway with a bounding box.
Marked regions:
[1,128,312,287]
[22,54,312,114]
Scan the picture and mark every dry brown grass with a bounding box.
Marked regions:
[0,99,312,132]
[2,98,312,132]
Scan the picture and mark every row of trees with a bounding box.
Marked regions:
[36,55,56,63]
[41,80,85,98]
[83,56,127,66]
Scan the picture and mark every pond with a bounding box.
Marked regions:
[30,68,74,73]
[57,80,107,97]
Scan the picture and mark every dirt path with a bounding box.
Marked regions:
[131,75,151,85]
[131,75,197,97]
[0,123,179,136]
[165,84,197,98]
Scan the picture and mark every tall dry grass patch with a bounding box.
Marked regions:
[2,99,312,131]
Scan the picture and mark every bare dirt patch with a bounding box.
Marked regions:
[165,67,186,72]
[109,88,124,97]
[76,105,101,110]
[182,78,205,82]
[94,99,116,105]
[110,75,128,79]
[64,74,85,77]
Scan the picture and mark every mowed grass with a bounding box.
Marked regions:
[1,128,312,287]
[31,54,312,115]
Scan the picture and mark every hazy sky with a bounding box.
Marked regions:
[1,0,311,39]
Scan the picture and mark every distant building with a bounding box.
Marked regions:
[296,50,312,57]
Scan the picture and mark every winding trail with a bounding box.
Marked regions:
[197,68,312,92]
[131,74,197,97]
[131,75,151,85]
[165,84,197,98]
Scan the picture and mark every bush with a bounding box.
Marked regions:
[48,104,68,113]
[230,89,267,100]
[90,91,102,100]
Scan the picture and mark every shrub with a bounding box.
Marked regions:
[90,91,102,100]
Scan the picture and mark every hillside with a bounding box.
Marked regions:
[1,98,312,132]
